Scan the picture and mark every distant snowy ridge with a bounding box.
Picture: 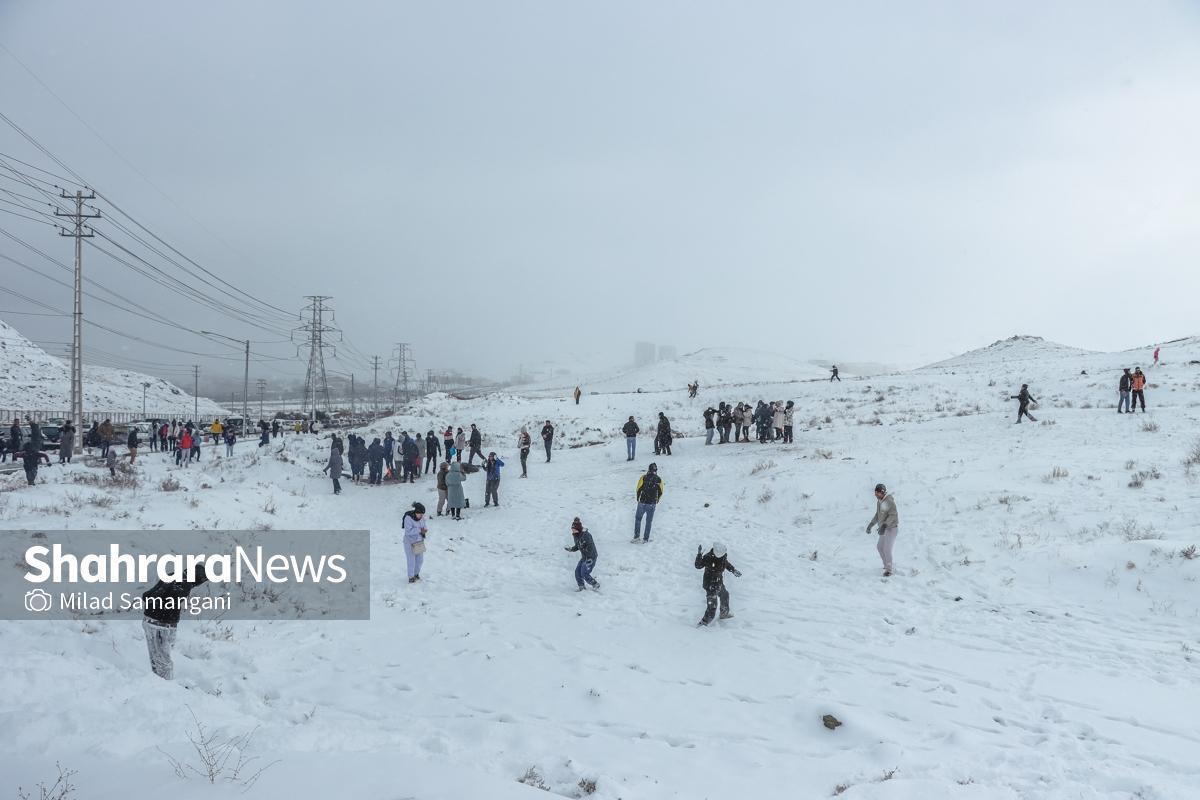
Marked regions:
[0,318,226,417]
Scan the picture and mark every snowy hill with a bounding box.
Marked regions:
[920,335,1098,372]
[1,334,1199,798]
[0,318,226,418]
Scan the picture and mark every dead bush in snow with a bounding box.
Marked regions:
[1128,468,1160,489]
[749,459,775,475]
[158,707,277,789]
[577,777,598,796]
[109,462,139,489]
[1121,518,1163,541]
[159,476,182,492]
[16,762,77,800]
[758,488,774,504]
[1184,439,1200,472]
[813,448,833,460]
[1042,466,1069,482]
[1181,545,1198,560]
[517,767,550,791]
[1141,420,1159,433]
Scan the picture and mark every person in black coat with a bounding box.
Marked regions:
[21,441,50,486]
[400,433,420,483]
[10,419,22,455]
[424,431,441,474]
[468,424,485,465]
[367,437,385,485]
[141,563,208,679]
[348,435,368,482]
[1010,384,1037,423]
[654,413,672,456]
[564,517,600,591]
[696,543,741,626]
[703,407,717,446]
[541,421,555,462]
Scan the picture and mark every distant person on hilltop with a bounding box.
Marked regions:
[688,381,699,398]
[865,483,899,577]
[1010,384,1037,423]
[830,365,841,382]
[1153,346,1160,366]
[573,386,582,405]
[1130,368,1147,413]
[622,416,640,461]
[1117,368,1132,414]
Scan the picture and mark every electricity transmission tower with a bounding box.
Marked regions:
[390,343,415,412]
[292,296,340,420]
[55,189,99,448]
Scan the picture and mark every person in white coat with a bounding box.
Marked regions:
[865,483,899,577]
[403,502,429,583]
[772,402,785,440]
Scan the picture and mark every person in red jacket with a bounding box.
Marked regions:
[176,429,193,466]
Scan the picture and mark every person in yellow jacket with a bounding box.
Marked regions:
[1130,368,1147,413]
[632,463,664,543]
[210,418,224,445]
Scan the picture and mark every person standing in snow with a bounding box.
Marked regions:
[1130,368,1147,412]
[830,365,841,382]
[622,416,639,461]
[719,402,734,444]
[223,427,236,456]
[9,418,22,456]
[367,437,385,485]
[383,431,396,477]
[654,413,672,456]
[1117,368,1132,414]
[140,563,208,680]
[104,445,118,477]
[443,426,455,462]
[483,452,504,507]
[696,543,741,626]
[782,400,795,443]
[468,425,485,465]
[21,441,50,486]
[436,461,451,515]
[126,426,140,464]
[403,502,429,583]
[58,421,75,464]
[740,402,753,442]
[98,418,113,457]
[517,426,532,477]
[210,418,223,446]
[541,420,555,462]
[444,461,466,520]
[703,406,717,445]
[865,483,899,577]
[189,427,201,461]
[325,445,344,494]
[564,517,600,591]
[772,402,785,440]
[1153,346,1160,367]
[1010,384,1037,423]
[573,386,582,405]
[633,463,664,543]
[424,430,441,475]
[167,420,177,453]
[258,419,270,446]
[272,419,281,439]
[401,432,420,483]
[176,428,192,467]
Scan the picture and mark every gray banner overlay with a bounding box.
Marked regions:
[1,530,370,620]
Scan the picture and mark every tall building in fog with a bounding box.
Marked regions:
[635,341,656,367]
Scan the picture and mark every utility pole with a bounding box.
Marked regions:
[256,378,267,421]
[372,355,380,418]
[292,296,340,423]
[349,373,356,416]
[200,331,250,433]
[56,189,99,452]
[192,365,200,423]
[141,381,150,417]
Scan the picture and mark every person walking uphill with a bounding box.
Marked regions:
[483,452,504,507]
[541,420,555,462]
[468,424,484,465]
[866,483,899,577]
[696,543,741,626]
[632,463,664,543]
[622,416,639,461]
[403,502,429,583]
[444,461,466,520]
[1118,368,1132,414]
[1010,384,1037,423]
[141,563,208,680]
[564,517,600,591]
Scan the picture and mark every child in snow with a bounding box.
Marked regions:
[866,483,899,576]
[403,502,429,583]
[104,446,118,477]
[564,517,600,591]
[696,543,741,625]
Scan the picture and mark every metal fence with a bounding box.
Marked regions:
[2,409,197,425]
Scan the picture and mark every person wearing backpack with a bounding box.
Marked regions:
[632,463,664,543]
[564,517,600,591]
[696,543,741,626]
[403,502,429,583]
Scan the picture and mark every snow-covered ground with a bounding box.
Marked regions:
[0,318,226,417]
[1,337,1198,798]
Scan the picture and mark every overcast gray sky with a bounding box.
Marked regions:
[3,0,1199,391]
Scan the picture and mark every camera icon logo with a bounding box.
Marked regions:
[24,588,53,613]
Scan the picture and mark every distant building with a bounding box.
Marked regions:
[635,341,657,367]
[657,345,677,362]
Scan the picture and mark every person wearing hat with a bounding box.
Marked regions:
[483,452,505,507]
[622,416,640,461]
[564,517,600,591]
[1010,384,1037,423]
[866,483,899,576]
[445,461,467,520]
[632,463,664,543]
[696,542,741,626]
[403,502,429,583]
